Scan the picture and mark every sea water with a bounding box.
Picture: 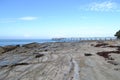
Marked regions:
[0,39,54,46]
[0,37,116,46]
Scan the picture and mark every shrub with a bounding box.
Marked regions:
[115,30,120,39]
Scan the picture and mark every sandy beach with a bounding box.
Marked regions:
[0,40,120,80]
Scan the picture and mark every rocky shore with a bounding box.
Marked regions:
[0,41,120,80]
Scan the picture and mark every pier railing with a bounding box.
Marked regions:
[52,37,117,42]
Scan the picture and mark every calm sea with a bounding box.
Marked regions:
[0,37,116,46]
[0,39,54,46]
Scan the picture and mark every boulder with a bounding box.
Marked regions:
[22,42,40,48]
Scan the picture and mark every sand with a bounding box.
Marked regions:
[0,40,120,80]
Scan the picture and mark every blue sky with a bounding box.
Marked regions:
[0,0,120,39]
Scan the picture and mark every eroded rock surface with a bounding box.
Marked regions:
[22,42,40,48]
[0,41,120,80]
[3,45,20,52]
[0,47,5,54]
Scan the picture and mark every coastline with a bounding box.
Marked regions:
[0,40,120,80]
[0,37,116,46]
[0,39,54,46]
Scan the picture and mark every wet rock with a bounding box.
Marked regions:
[22,42,40,48]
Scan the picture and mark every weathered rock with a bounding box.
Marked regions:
[1,63,29,68]
[107,61,118,65]
[0,47,5,54]
[114,68,120,71]
[3,45,19,52]
[94,43,108,47]
[35,54,44,58]
[1,41,120,80]
[22,42,40,48]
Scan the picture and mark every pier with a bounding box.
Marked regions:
[52,37,116,42]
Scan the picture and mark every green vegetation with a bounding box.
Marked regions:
[115,30,120,39]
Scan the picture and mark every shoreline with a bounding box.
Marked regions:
[0,37,117,46]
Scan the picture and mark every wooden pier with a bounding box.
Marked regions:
[52,37,116,42]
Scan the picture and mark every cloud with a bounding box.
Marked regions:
[89,1,117,11]
[19,16,37,20]
[81,1,120,12]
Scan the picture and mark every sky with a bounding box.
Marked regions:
[0,0,120,39]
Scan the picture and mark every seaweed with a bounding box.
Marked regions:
[97,51,120,59]
[84,53,92,56]
[94,43,108,47]
[35,54,44,58]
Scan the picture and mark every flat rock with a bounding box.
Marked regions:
[0,41,120,80]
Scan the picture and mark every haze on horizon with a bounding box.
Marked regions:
[0,0,120,39]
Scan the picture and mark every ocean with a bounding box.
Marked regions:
[0,37,116,46]
[0,39,54,46]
